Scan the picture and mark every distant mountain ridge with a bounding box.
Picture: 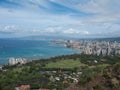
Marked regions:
[20,35,120,41]
[1,35,119,41]
[20,35,77,40]
[93,37,120,41]
[77,37,120,41]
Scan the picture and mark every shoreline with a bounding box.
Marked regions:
[0,50,81,66]
[0,39,81,66]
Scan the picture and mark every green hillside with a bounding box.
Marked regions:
[0,54,120,90]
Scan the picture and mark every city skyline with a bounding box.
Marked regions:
[0,0,120,38]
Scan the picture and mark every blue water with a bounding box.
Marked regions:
[0,39,80,65]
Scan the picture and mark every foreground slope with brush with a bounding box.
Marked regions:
[0,54,120,90]
[66,62,120,90]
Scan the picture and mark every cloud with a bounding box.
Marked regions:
[0,0,120,38]
[0,25,19,34]
[50,0,120,23]
[51,0,120,15]
[62,28,89,35]
[35,26,90,36]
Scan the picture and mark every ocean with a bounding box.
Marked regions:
[0,39,80,65]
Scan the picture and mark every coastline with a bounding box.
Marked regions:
[0,51,81,66]
[0,39,81,66]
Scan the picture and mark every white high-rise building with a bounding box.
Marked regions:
[115,48,120,55]
[9,57,16,65]
[84,46,92,55]
[9,58,27,65]
[96,48,101,56]
[101,49,107,56]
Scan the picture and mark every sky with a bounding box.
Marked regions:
[0,0,120,38]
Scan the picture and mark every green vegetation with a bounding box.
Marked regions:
[0,54,120,90]
[45,59,86,69]
[76,63,120,90]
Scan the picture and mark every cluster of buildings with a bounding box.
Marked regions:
[56,40,120,56]
[9,57,27,65]
[48,70,81,83]
[14,70,82,90]
[40,70,82,89]
[82,41,120,56]
[65,40,81,49]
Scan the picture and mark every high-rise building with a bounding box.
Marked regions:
[9,57,16,65]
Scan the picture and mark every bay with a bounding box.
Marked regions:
[0,39,79,65]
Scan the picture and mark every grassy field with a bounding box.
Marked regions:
[45,59,86,69]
